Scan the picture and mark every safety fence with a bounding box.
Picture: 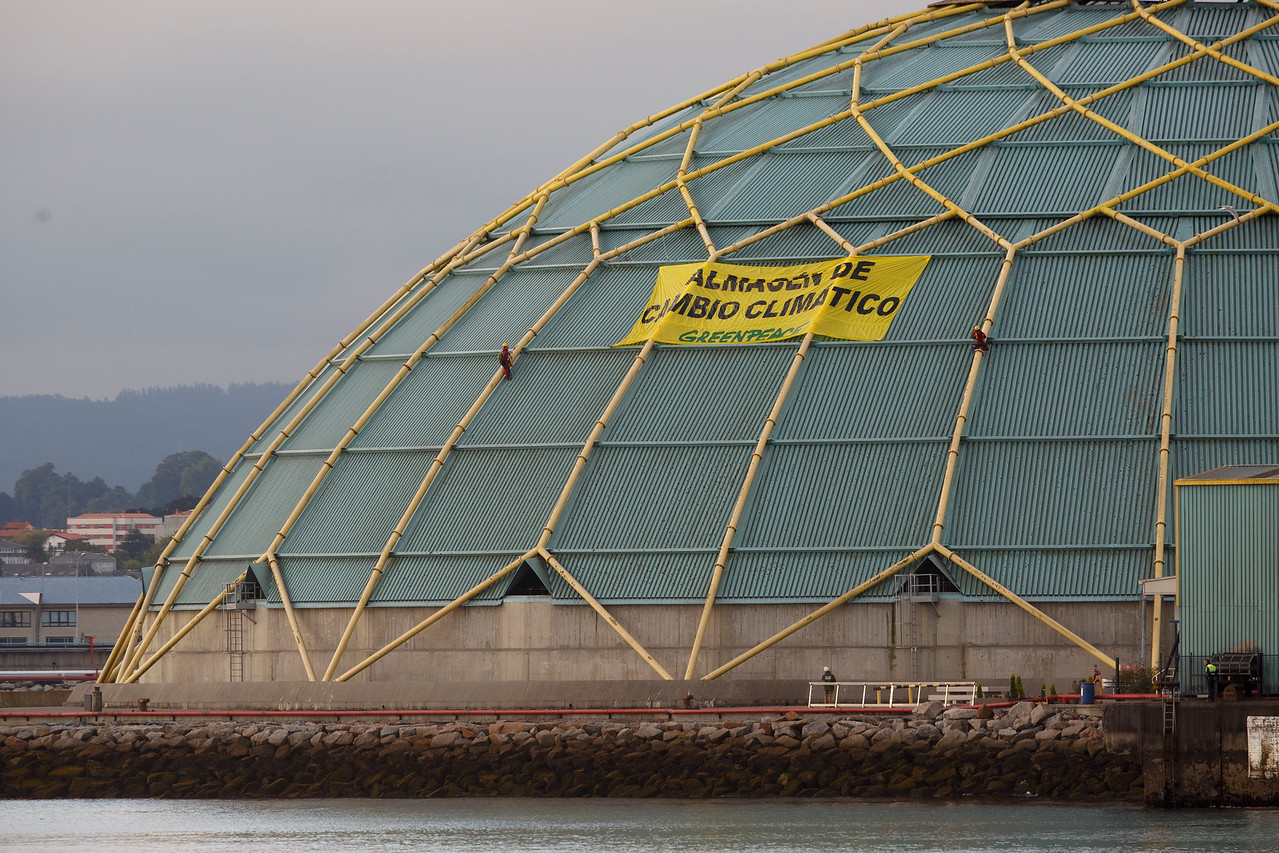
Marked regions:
[808,681,981,709]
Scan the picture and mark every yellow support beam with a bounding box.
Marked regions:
[934,545,1116,671]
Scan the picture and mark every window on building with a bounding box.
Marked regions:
[41,611,76,627]
[0,637,27,645]
[46,636,74,644]
[0,611,32,628]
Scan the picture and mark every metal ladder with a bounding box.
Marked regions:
[224,582,244,682]
[1161,688,1180,806]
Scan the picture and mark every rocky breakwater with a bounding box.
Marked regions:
[1,701,1141,799]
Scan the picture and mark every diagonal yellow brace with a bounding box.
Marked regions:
[935,545,1116,671]
[538,548,673,680]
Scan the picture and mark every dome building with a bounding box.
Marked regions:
[105,1,1279,692]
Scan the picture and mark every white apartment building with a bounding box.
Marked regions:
[65,512,162,553]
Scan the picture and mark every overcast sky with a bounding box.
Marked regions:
[2,1,922,399]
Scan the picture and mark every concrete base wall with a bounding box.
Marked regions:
[72,679,809,712]
[128,598,1154,689]
[1106,700,1279,806]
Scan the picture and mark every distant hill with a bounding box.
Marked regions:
[0,383,293,493]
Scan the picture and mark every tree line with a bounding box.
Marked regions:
[0,450,221,531]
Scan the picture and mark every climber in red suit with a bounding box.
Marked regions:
[499,344,512,380]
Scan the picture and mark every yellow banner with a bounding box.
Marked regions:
[614,256,930,347]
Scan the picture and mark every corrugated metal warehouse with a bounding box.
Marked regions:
[1175,466,1279,695]
[107,1,1279,691]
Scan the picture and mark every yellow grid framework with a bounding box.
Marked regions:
[107,0,1279,685]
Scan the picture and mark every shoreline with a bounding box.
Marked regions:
[2,700,1140,801]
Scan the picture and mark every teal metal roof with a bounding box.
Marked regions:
[155,2,1279,620]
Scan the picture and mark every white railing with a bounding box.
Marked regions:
[808,681,981,709]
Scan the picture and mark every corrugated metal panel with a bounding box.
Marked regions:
[889,90,1037,146]
[606,346,798,443]
[540,551,710,602]
[881,255,1008,341]
[1094,15,1181,40]
[201,455,330,558]
[995,252,1173,339]
[920,57,1026,91]
[277,451,437,556]
[365,274,492,358]
[818,148,914,217]
[774,343,968,441]
[598,227,703,263]
[625,106,703,151]
[737,442,946,549]
[1008,88,1137,143]
[968,341,1163,438]
[518,231,595,268]
[1019,6,1133,42]
[823,146,979,219]
[532,265,662,349]
[613,155,758,227]
[171,560,248,609]
[727,221,849,261]
[911,28,1005,49]
[1189,213,1279,251]
[535,159,678,231]
[1170,438,1279,487]
[749,47,853,93]
[272,556,377,606]
[863,45,1007,92]
[371,554,514,604]
[552,445,749,551]
[1140,85,1258,141]
[625,126,697,160]
[792,62,861,98]
[948,439,1157,547]
[397,447,578,553]
[432,265,585,352]
[729,218,990,261]
[967,143,1126,216]
[1176,341,1279,436]
[1019,215,1168,252]
[1181,253,1279,336]
[718,549,921,602]
[942,548,1151,600]
[351,355,497,450]
[1049,41,1166,86]
[459,350,635,446]
[1251,38,1279,79]
[167,461,254,562]
[897,14,981,42]
[696,95,853,154]
[779,96,917,151]
[1184,3,1261,40]
[1177,480,1279,663]
[863,218,1004,256]
[1181,465,1279,482]
[282,360,407,451]
[1158,41,1252,83]
[243,368,339,457]
[710,151,883,223]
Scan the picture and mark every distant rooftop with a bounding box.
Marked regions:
[0,575,142,606]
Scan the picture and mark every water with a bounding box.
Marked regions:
[2,799,1277,852]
